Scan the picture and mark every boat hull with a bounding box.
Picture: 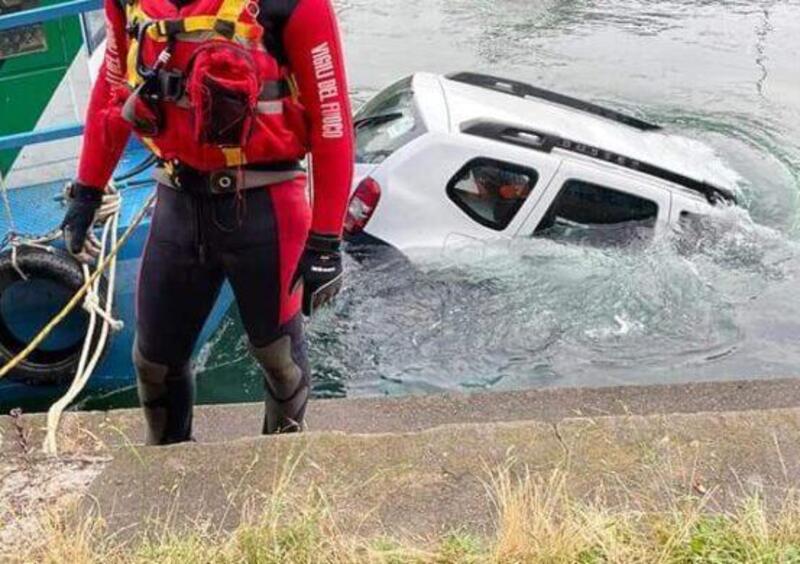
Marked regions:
[0,149,234,413]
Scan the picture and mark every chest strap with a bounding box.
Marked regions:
[126,0,259,41]
[150,16,262,42]
[125,0,258,91]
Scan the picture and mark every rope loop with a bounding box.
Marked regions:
[0,179,155,456]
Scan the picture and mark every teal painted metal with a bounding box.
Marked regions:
[0,0,102,32]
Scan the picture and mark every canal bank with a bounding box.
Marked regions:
[2,378,800,559]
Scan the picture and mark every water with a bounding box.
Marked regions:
[122,0,800,406]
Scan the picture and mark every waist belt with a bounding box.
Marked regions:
[155,161,304,195]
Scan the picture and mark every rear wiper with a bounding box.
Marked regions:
[354,112,404,130]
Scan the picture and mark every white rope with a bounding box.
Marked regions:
[0,188,154,380]
[10,246,29,281]
[43,186,124,456]
[10,237,58,281]
[83,290,124,331]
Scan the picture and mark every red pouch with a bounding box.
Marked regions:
[186,43,260,147]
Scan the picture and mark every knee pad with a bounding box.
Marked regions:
[133,341,194,445]
[249,335,305,400]
[133,345,169,402]
[249,334,309,434]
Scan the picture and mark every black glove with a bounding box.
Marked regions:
[292,233,343,316]
[61,181,102,259]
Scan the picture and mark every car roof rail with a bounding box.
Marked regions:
[461,120,737,205]
[447,72,662,132]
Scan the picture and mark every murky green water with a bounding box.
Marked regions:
[107,0,800,408]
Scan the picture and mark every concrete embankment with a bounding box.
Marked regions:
[2,378,800,551]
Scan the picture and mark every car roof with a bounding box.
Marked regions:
[432,72,739,201]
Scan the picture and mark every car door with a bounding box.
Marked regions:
[365,130,561,252]
[520,160,672,245]
[438,137,562,248]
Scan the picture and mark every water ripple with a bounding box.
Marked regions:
[194,0,800,402]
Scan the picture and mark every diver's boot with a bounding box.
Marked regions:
[249,335,310,434]
[133,343,195,445]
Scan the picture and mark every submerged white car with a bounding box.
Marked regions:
[344,72,737,254]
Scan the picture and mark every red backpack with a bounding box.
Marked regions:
[121,0,308,170]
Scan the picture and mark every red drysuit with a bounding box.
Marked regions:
[77,0,354,237]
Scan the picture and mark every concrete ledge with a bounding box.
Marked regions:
[2,377,800,455]
[85,406,800,541]
[3,380,800,551]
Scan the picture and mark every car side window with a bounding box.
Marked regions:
[447,159,539,231]
[534,179,658,244]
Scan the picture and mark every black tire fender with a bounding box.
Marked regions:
[0,246,109,386]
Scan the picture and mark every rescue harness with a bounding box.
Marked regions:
[120,0,305,172]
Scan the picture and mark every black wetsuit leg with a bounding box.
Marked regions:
[134,182,312,443]
[207,183,312,433]
[136,186,227,366]
[134,185,226,445]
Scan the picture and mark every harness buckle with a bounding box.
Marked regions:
[213,19,236,40]
[162,19,185,38]
[159,70,185,102]
[259,79,291,101]
[125,21,140,39]
[167,162,238,195]
[210,171,236,192]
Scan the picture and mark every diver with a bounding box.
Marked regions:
[59,0,354,444]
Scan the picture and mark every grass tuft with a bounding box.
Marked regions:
[10,461,800,563]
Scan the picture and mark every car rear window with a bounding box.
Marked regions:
[447,158,539,231]
[354,76,427,164]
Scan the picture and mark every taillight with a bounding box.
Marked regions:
[345,177,381,235]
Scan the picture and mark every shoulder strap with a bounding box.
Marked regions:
[258,0,298,65]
